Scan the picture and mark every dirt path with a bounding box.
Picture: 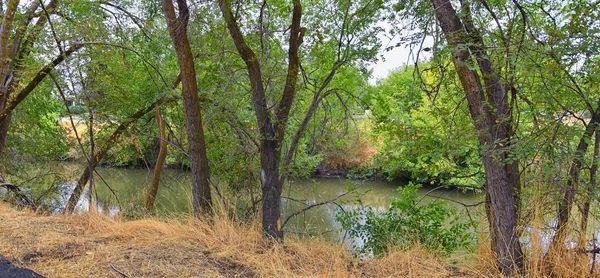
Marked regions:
[0,256,44,277]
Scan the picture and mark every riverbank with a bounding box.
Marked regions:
[0,202,476,277]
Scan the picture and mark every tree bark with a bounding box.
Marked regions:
[163,0,212,216]
[219,0,304,239]
[579,128,599,246]
[146,108,168,211]
[430,0,523,274]
[550,100,600,252]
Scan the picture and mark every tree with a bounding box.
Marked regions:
[163,0,212,216]
[146,107,168,211]
[218,0,304,239]
[218,0,382,239]
[0,0,85,155]
[428,0,523,274]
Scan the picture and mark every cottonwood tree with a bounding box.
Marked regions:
[219,0,304,239]
[426,0,523,274]
[163,0,212,216]
[218,0,382,239]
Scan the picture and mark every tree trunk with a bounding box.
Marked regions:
[163,0,212,216]
[219,0,303,240]
[430,0,523,274]
[88,108,97,213]
[580,129,599,246]
[484,186,498,256]
[551,102,600,252]
[64,95,177,214]
[0,112,11,155]
[261,140,283,239]
[146,108,168,211]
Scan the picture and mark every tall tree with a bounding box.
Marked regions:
[429,0,523,274]
[219,0,304,239]
[163,0,212,216]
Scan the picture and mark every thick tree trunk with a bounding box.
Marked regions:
[0,112,11,155]
[430,0,523,274]
[219,0,303,240]
[261,140,283,238]
[146,108,168,211]
[163,0,212,216]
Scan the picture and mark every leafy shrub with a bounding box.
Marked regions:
[336,182,472,256]
[368,66,483,188]
[69,105,88,115]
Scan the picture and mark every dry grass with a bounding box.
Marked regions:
[4,201,600,277]
[0,202,466,277]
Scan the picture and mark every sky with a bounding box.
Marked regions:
[369,25,433,85]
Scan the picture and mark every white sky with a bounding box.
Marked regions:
[368,25,433,84]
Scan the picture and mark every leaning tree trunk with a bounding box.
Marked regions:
[146,108,168,211]
[430,0,523,274]
[163,0,212,216]
[64,95,177,213]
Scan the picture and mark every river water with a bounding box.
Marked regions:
[7,162,600,257]
[11,162,600,255]
[36,163,482,244]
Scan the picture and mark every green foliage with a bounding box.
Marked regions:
[369,66,482,188]
[336,182,472,256]
[68,105,88,115]
[8,82,69,161]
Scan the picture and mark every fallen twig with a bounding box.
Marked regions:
[281,191,352,229]
[110,265,129,277]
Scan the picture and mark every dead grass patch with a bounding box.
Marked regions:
[0,202,468,277]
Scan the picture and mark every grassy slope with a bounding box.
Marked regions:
[0,202,471,278]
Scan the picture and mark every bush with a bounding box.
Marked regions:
[69,105,88,115]
[336,182,472,256]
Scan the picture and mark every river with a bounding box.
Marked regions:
[6,162,600,256]
[28,163,481,245]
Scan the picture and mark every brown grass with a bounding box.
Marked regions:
[0,202,467,277]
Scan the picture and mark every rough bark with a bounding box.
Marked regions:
[146,108,168,211]
[219,0,304,239]
[430,0,523,274]
[163,0,212,216]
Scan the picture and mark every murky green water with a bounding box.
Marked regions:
[8,162,600,256]
[41,163,482,241]
[1,162,484,251]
